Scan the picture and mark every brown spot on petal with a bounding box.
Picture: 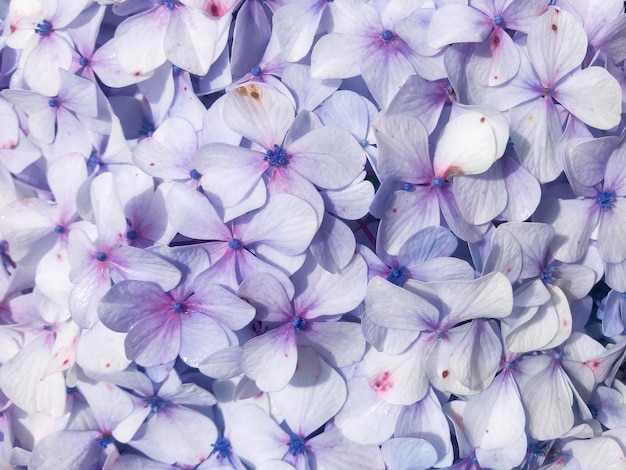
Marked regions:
[236,83,263,100]
[444,166,464,178]
[442,370,449,379]
[480,117,486,123]
[493,35,500,46]
[552,24,557,31]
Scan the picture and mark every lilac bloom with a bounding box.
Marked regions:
[67,172,181,328]
[590,382,626,429]
[373,112,500,248]
[6,0,91,95]
[483,222,595,352]
[361,226,475,286]
[429,0,550,86]
[536,135,626,264]
[236,254,367,391]
[229,349,385,469]
[364,272,513,397]
[133,117,206,189]
[167,184,318,291]
[469,8,622,182]
[3,69,106,157]
[311,0,444,108]
[0,316,78,418]
[110,369,218,466]
[197,83,365,218]
[112,0,220,76]
[27,376,134,470]
[99,245,255,368]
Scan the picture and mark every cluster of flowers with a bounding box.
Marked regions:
[1,0,626,468]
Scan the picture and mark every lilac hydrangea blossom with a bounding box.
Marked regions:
[0,1,626,468]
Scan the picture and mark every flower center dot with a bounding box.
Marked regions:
[54,225,64,234]
[250,66,262,77]
[381,29,393,41]
[493,16,504,27]
[291,316,306,331]
[386,266,408,286]
[172,302,185,313]
[541,265,557,284]
[596,190,616,211]
[211,437,232,458]
[189,169,202,180]
[432,176,444,188]
[35,19,52,36]
[288,433,306,455]
[265,145,288,166]
[48,98,59,108]
[127,229,138,240]
[96,251,107,262]
[79,56,89,67]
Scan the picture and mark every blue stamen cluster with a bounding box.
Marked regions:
[291,316,306,331]
[172,301,185,313]
[288,433,306,455]
[48,98,59,108]
[432,176,444,188]
[54,225,65,234]
[146,396,166,413]
[79,56,89,67]
[265,145,288,166]
[250,66,262,77]
[96,251,108,262]
[189,169,202,180]
[386,266,409,286]
[229,238,242,250]
[493,16,505,27]
[127,229,138,240]
[34,19,53,36]
[211,437,232,458]
[541,265,557,285]
[381,29,393,41]
[159,0,179,9]
[98,434,115,448]
[596,190,616,211]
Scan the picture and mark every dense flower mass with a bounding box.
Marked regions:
[1,0,626,468]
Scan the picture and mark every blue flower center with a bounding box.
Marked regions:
[360,139,369,148]
[35,19,53,35]
[189,169,202,180]
[288,433,306,455]
[139,117,155,137]
[172,65,182,74]
[146,396,166,413]
[172,302,185,313]
[402,182,412,191]
[127,229,138,241]
[265,145,288,166]
[597,190,616,211]
[87,151,101,168]
[291,316,306,331]
[66,386,77,395]
[436,329,445,339]
[98,433,115,448]
[386,266,408,286]
[54,225,65,234]
[432,176,444,188]
[159,0,179,9]
[48,98,59,108]
[250,66,262,77]
[556,351,565,359]
[229,238,242,250]
[211,437,232,458]
[493,16,504,27]
[79,56,89,67]
[381,29,393,41]
[541,265,556,284]
[96,251,107,262]
[471,455,479,464]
